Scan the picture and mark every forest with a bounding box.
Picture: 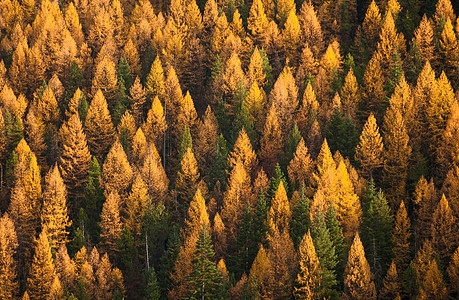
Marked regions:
[0,0,459,298]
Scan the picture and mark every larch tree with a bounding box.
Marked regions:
[447,246,459,297]
[27,231,57,300]
[298,1,324,57]
[294,230,321,299]
[228,128,258,176]
[379,261,402,299]
[247,0,269,44]
[382,104,411,209]
[175,147,200,213]
[259,104,283,175]
[355,113,384,178]
[130,127,148,166]
[268,180,291,235]
[418,259,448,300]
[413,14,435,65]
[221,159,252,244]
[194,106,219,175]
[248,245,275,298]
[41,164,71,253]
[59,113,92,207]
[427,71,455,157]
[413,176,437,244]
[245,82,267,134]
[439,18,459,83]
[342,233,377,300]
[0,213,19,299]
[287,138,313,187]
[282,10,301,64]
[129,76,147,126]
[431,195,457,265]
[141,144,169,204]
[392,200,411,272]
[54,244,75,293]
[361,53,385,120]
[146,56,166,102]
[125,175,149,237]
[91,56,119,109]
[102,138,133,198]
[142,96,167,153]
[85,89,115,160]
[340,69,360,122]
[99,192,123,257]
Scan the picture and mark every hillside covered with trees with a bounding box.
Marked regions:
[0,0,459,298]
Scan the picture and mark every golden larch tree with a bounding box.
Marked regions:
[294,230,321,299]
[41,164,71,253]
[392,200,411,271]
[282,10,301,63]
[85,89,115,160]
[146,56,166,102]
[141,144,169,204]
[259,104,283,174]
[102,138,133,200]
[447,246,459,296]
[340,69,360,122]
[194,106,219,174]
[413,176,437,243]
[175,147,200,209]
[125,175,149,237]
[355,113,384,178]
[431,195,457,264]
[59,113,92,203]
[245,82,267,134]
[268,180,291,235]
[413,14,435,65]
[361,53,385,119]
[287,138,313,187]
[54,244,76,292]
[142,95,167,152]
[0,213,19,299]
[298,1,324,57]
[247,0,269,44]
[99,192,123,256]
[342,233,377,300]
[228,128,258,176]
[91,56,119,108]
[131,127,148,166]
[418,259,448,300]
[248,245,275,298]
[379,261,402,299]
[382,105,411,209]
[439,18,459,82]
[129,76,147,126]
[27,230,57,300]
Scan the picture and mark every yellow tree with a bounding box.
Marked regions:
[228,128,258,176]
[431,195,457,264]
[259,105,283,174]
[91,56,119,108]
[142,96,167,152]
[125,175,149,237]
[361,53,385,119]
[418,259,448,299]
[245,82,267,134]
[287,138,313,187]
[269,65,299,136]
[437,102,459,175]
[413,176,437,243]
[141,144,169,204]
[247,47,266,89]
[427,71,455,156]
[85,89,115,160]
[298,1,324,57]
[54,244,76,293]
[439,18,459,82]
[413,15,435,65]
[382,104,411,209]
[268,181,291,235]
[294,230,321,299]
[342,233,377,300]
[102,138,133,198]
[175,147,200,215]
[447,246,459,296]
[59,113,92,204]
[194,106,219,174]
[355,113,384,178]
[221,159,252,243]
[392,200,411,271]
[99,192,123,256]
[379,261,402,299]
[41,164,71,253]
[248,246,275,298]
[27,231,57,300]
[171,188,209,298]
[0,213,19,299]
[282,10,301,63]
[129,76,147,126]
[247,0,269,44]
[340,69,360,122]
[145,56,166,102]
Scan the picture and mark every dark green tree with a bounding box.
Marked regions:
[84,157,105,241]
[360,180,394,287]
[311,210,338,299]
[158,225,180,296]
[208,134,229,189]
[178,126,193,163]
[144,267,160,300]
[326,109,359,160]
[290,182,311,248]
[232,102,257,147]
[118,56,133,92]
[65,61,84,107]
[186,225,224,299]
[325,204,346,284]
